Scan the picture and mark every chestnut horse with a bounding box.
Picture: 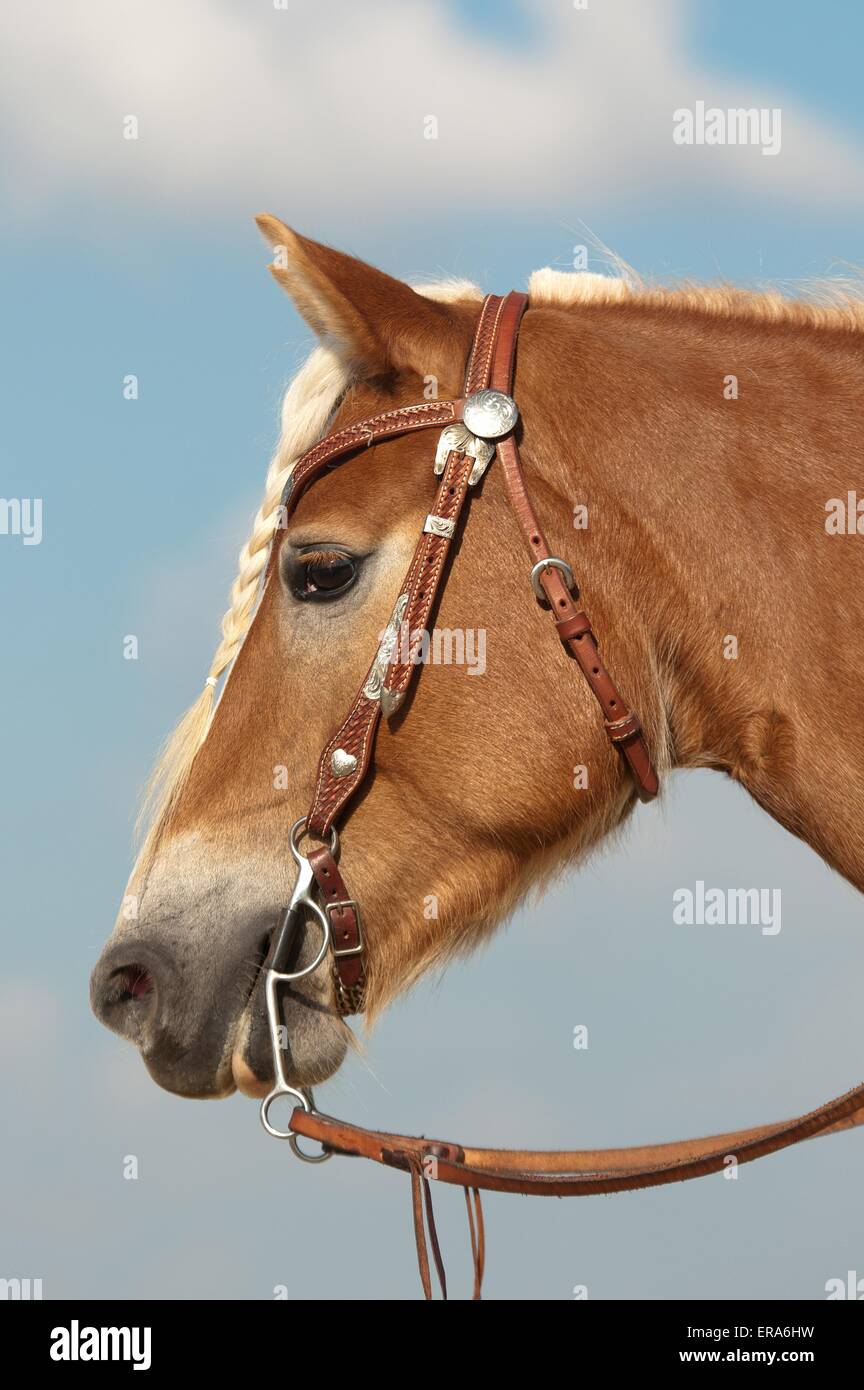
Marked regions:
[92,220,864,1111]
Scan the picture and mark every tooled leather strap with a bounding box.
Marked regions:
[302,444,476,1011]
[305,293,508,836]
[269,402,475,1013]
[306,445,476,838]
[377,291,508,714]
[280,399,463,514]
[290,1077,864,1198]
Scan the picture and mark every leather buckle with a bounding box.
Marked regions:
[327,899,364,958]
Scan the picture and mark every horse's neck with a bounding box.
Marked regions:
[544,304,864,891]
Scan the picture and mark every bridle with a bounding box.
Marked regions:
[258,292,864,1298]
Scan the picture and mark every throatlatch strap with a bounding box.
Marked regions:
[487,293,658,800]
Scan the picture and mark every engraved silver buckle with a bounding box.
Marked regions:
[434,423,495,487]
[423,513,455,538]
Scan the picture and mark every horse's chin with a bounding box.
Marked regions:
[232,1052,270,1099]
[230,981,350,1098]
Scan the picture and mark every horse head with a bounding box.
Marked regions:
[89,220,666,1097]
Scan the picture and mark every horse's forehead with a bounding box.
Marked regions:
[285,382,440,536]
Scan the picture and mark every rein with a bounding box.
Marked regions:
[259,292,864,1298]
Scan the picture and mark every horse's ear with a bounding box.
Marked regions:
[254,215,475,392]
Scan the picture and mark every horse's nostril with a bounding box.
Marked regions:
[116,965,154,1002]
[90,949,162,1042]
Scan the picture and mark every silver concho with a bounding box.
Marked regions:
[362,592,409,702]
[331,748,358,778]
[462,390,519,440]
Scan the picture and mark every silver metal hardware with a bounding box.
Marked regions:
[423,514,455,538]
[380,686,405,719]
[261,1078,312,1143]
[260,817,338,1151]
[328,899,364,958]
[463,389,519,440]
[287,1090,332,1164]
[363,593,408,701]
[261,1083,330,1163]
[289,817,339,859]
[331,747,358,778]
[434,423,494,487]
[530,556,576,603]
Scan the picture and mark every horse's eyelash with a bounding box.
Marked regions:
[297,549,350,567]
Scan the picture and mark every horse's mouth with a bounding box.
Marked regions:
[230,918,349,1097]
[228,929,274,1097]
[232,1048,270,1098]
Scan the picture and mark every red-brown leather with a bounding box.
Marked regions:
[380,450,474,707]
[488,290,528,394]
[306,693,381,840]
[306,447,476,837]
[497,423,658,801]
[287,399,463,505]
[307,845,364,1014]
[290,1078,864,1197]
[483,290,658,800]
[464,292,510,394]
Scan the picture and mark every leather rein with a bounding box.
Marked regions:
[259,292,864,1299]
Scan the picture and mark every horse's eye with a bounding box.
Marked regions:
[292,549,357,601]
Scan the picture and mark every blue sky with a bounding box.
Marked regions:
[2,0,863,1300]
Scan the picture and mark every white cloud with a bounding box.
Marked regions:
[2,0,862,223]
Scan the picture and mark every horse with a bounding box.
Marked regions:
[90,218,864,1295]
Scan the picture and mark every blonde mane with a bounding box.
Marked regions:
[528,264,864,331]
[137,263,864,861]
